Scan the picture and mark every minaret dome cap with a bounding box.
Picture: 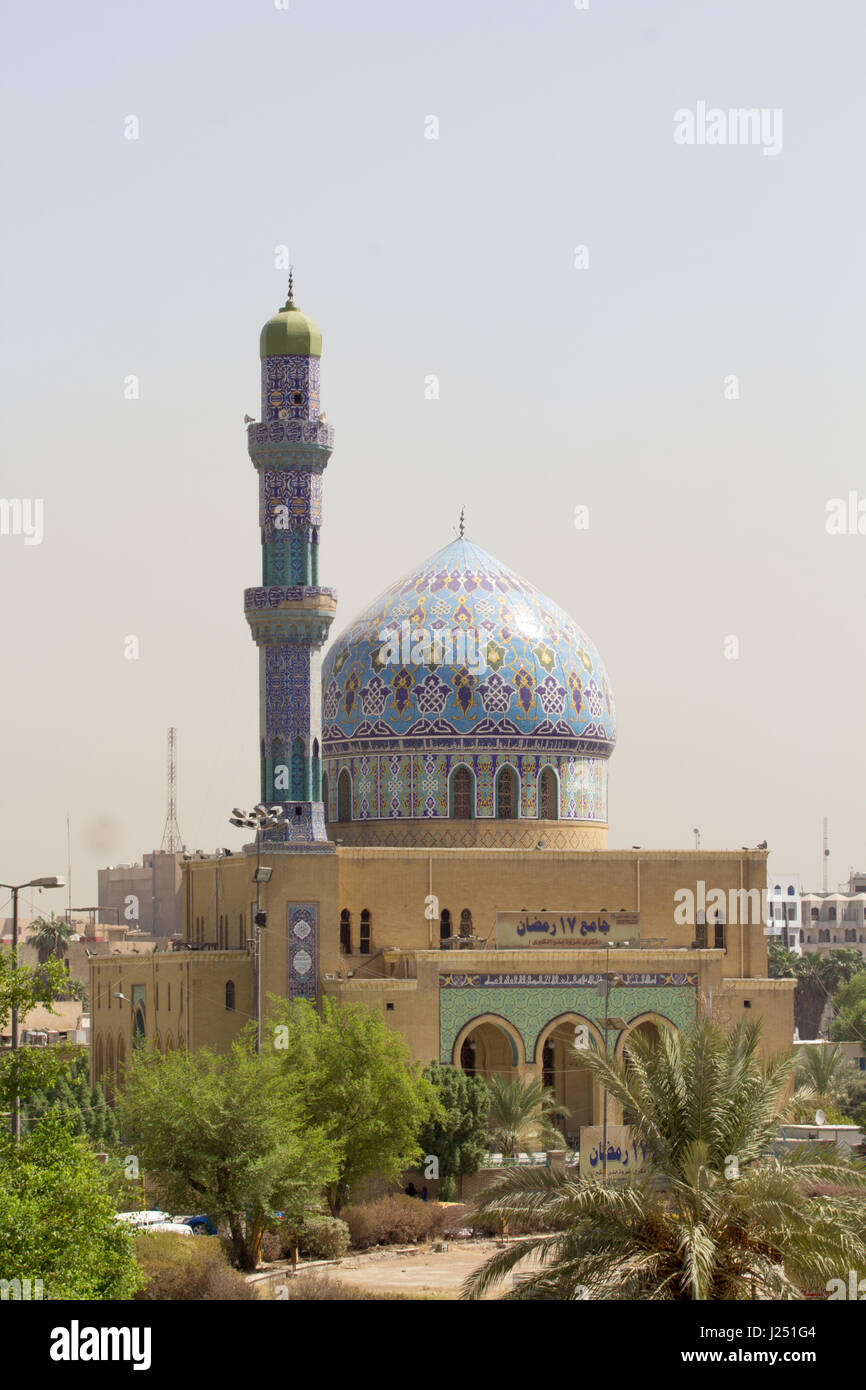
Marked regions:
[259,290,323,359]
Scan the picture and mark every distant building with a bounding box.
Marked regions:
[766,874,802,953]
[801,877,866,959]
[97,850,185,938]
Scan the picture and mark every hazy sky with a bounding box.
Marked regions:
[1,0,864,917]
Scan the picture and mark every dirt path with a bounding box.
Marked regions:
[294,1238,543,1298]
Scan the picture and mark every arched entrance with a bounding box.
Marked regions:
[453,1015,524,1080]
[616,1014,674,1126]
[535,1015,604,1140]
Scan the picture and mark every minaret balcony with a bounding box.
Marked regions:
[247,420,334,472]
[244,586,337,645]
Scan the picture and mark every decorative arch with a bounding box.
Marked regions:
[116,1035,126,1083]
[539,764,559,820]
[322,770,329,821]
[338,768,352,822]
[164,1034,174,1052]
[94,1034,104,1082]
[449,763,475,820]
[532,1012,604,1064]
[225,980,236,1011]
[360,908,371,954]
[452,1014,527,1072]
[614,1012,676,1063]
[495,764,518,819]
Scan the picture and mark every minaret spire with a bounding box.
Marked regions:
[244,291,336,860]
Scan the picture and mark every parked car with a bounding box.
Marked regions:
[114,1209,173,1228]
[141,1221,193,1236]
[174,1214,218,1236]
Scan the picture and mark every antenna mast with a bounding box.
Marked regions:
[161,727,183,853]
[822,816,829,893]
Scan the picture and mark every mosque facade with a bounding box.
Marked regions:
[89,290,794,1131]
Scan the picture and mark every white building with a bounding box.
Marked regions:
[766,873,802,953]
[800,872,866,959]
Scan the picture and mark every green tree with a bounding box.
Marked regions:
[0,1109,142,1299]
[0,951,70,1125]
[486,1074,565,1159]
[792,1042,857,1111]
[272,997,439,1215]
[463,1021,866,1300]
[767,941,799,979]
[26,913,74,967]
[418,1062,490,1182]
[792,950,865,1038]
[117,1033,339,1270]
[829,973,866,1045]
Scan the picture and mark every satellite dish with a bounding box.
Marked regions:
[815,1109,826,1127]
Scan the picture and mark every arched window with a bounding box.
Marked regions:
[322,771,329,821]
[451,765,474,819]
[828,907,837,921]
[225,980,235,1011]
[360,909,371,954]
[496,765,518,819]
[787,884,795,895]
[542,1040,554,1090]
[312,738,321,800]
[539,766,558,820]
[460,909,473,940]
[440,908,452,949]
[291,738,306,800]
[340,909,351,954]
[338,769,352,822]
[811,907,819,920]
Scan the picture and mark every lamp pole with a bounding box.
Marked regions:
[229,806,285,1056]
[1,875,65,1141]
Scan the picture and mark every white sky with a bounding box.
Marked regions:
[1,0,864,914]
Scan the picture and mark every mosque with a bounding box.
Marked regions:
[89,286,794,1131]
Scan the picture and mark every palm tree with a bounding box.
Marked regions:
[793,1042,855,1111]
[463,1021,866,1300]
[27,913,74,966]
[793,950,865,1038]
[486,1074,566,1159]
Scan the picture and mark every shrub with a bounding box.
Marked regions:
[259,1230,283,1263]
[437,1174,458,1201]
[343,1194,447,1249]
[298,1215,350,1261]
[135,1231,259,1300]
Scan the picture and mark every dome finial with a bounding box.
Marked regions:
[287,265,295,305]
[458,506,465,539]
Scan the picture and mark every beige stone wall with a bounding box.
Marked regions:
[88,844,794,1091]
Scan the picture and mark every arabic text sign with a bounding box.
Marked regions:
[496,910,640,948]
[580,1126,648,1181]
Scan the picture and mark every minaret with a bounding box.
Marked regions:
[243,275,337,849]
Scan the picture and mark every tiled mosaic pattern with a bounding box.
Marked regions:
[438,973,698,1063]
[322,538,616,756]
[323,751,607,822]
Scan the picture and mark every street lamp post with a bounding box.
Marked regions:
[0,875,65,1141]
[229,805,286,1055]
[593,942,628,1185]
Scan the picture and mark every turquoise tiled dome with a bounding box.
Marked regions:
[321,539,616,755]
